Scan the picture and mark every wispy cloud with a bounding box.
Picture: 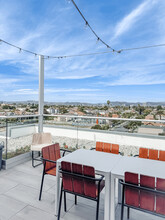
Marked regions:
[0,0,165,102]
[112,0,157,40]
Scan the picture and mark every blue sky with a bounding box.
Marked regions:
[0,0,165,103]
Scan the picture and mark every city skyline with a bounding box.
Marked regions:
[0,0,165,103]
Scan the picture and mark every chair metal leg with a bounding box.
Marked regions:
[32,151,42,168]
[64,191,67,212]
[58,184,63,220]
[75,195,77,205]
[127,207,130,219]
[39,164,45,200]
[96,199,100,220]
[32,151,34,167]
[121,185,125,220]
[96,191,100,220]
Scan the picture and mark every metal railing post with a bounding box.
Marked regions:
[5,119,8,160]
[38,55,44,133]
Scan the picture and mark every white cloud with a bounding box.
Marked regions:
[112,0,157,40]
[45,88,101,93]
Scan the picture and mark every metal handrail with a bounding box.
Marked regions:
[43,114,165,123]
[0,114,164,123]
[0,114,39,119]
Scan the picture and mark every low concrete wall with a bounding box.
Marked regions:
[9,124,36,138]
[3,152,31,169]
[43,125,165,150]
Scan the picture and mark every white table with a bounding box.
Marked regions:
[55,149,122,220]
[110,156,165,220]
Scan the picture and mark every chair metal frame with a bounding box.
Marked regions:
[31,132,52,168]
[119,179,165,220]
[39,148,71,201]
[57,167,104,220]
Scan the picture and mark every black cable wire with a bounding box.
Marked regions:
[120,44,165,52]
[70,0,115,51]
[0,39,39,57]
[1,38,165,59]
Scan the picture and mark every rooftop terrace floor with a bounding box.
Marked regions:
[0,160,163,220]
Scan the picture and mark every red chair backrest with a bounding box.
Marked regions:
[156,178,165,215]
[103,143,111,153]
[140,175,155,211]
[149,149,158,160]
[139,148,148,159]
[96,142,103,151]
[96,142,119,154]
[61,161,73,191]
[61,162,97,198]
[125,172,139,207]
[72,163,83,194]
[159,150,165,161]
[83,165,96,198]
[111,144,119,154]
[42,143,61,172]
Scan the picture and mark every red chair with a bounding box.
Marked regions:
[103,143,111,153]
[139,148,148,159]
[111,144,119,154]
[120,173,165,220]
[159,150,165,161]
[57,162,104,220]
[156,178,165,215]
[121,172,139,219]
[149,149,158,160]
[39,143,70,200]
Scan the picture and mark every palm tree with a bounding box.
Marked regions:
[157,110,164,120]
[107,100,110,107]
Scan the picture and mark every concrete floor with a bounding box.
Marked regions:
[0,161,164,220]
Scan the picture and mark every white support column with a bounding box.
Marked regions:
[38,55,44,133]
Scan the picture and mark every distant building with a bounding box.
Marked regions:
[47,108,59,114]
[112,114,119,118]
[145,114,154,120]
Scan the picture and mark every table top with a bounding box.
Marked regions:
[57,149,122,173]
[111,156,165,179]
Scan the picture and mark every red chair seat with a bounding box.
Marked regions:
[46,167,57,176]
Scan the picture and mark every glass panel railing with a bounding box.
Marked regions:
[1,114,165,160]
[4,116,38,159]
[0,118,7,160]
[43,114,165,137]
[43,114,165,157]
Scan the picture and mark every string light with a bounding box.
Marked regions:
[0,38,165,59]
[96,37,100,44]
[69,0,116,51]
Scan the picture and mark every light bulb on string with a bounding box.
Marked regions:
[84,21,88,29]
[96,37,100,44]
[19,48,22,53]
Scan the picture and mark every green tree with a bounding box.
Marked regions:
[157,105,163,111]
[107,100,110,107]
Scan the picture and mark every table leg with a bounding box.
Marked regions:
[110,174,116,220]
[104,172,111,220]
[55,161,60,216]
